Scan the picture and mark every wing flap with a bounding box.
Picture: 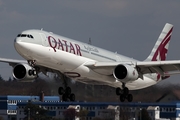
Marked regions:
[137,60,180,75]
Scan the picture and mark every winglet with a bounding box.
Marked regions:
[145,23,173,61]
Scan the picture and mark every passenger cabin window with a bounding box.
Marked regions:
[17,34,34,39]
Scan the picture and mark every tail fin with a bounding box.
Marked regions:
[145,23,173,61]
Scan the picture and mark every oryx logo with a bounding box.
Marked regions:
[152,28,173,61]
[157,74,161,81]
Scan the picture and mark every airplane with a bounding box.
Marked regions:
[0,23,178,102]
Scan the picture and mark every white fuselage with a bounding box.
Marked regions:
[14,29,159,90]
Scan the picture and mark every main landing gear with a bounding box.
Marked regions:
[58,86,75,102]
[116,83,133,102]
[58,74,75,102]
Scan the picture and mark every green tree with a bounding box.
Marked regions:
[138,108,151,120]
[0,74,3,81]
[63,108,76,120]
[76,109,89,120]
[0,116,4,120]
[8,77,12,82]
[92,117,102,120]
[24,102,52,120]
[120,108,129,120]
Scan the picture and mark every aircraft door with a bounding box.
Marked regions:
[39,33,47,46]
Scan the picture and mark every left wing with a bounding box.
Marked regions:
[137,60,180,76]
[85,60,180,76]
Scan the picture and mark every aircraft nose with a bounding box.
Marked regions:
[14,37,22,48]
[14,37,17,43]
[14,36,23,43]
[14,38,22,52]
[14,37,29,56]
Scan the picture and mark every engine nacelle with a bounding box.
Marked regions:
[113,64,138,83]
[13,63,37,81]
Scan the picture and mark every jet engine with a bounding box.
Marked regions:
[13,63,37,81]
[113,64,138,83]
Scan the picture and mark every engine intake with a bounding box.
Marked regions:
[13,63,37,81]
[113,64,138,82]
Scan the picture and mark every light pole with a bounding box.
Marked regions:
[140,108,142,120]
[28,108,30,120]
[36,111,39,120]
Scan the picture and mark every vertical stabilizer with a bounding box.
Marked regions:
[145,23,173,61]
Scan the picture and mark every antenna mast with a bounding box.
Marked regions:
[88,37,92,45]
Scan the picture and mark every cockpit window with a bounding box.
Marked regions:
[21,34,27,37]
[17,34,34,39]
[30,35,34,38]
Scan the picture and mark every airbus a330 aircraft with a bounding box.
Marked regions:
[0,23,179,102]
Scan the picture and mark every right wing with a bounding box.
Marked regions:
[0,57,27,66]
[0,57,55,79]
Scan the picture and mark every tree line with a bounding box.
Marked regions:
[0,73,179,102]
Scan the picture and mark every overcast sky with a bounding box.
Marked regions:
[0,1,180,84]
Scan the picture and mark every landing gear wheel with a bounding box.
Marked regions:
[123,87,129,95]
[69,93,75,101]
[65,87,71,95]
[32,70,37,75]
[127,94,133,102]
[116,83,133,102]
[58,87,64,95]
[62,94,68,101]
[120,94,125,102]
[116,87,121,95]
[28,70,37,76]
[28,70,33,76]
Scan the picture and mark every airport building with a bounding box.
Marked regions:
[0,94,180,120]
[0,95,60,120]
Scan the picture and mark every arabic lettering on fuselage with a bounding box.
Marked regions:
[48,36,82,56]
[84,45,99,53]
